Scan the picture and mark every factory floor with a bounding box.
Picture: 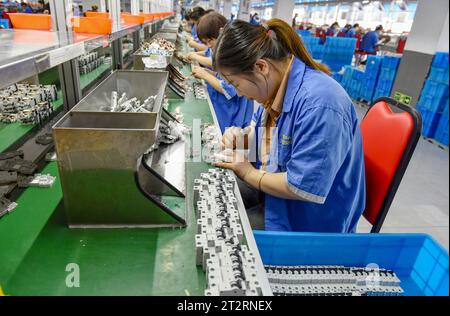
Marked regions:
[355,104,450,250]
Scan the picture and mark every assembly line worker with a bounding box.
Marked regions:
[212,19,366,232]
[360,25,384,54]
[346,23,360,38]
[190,12,254,134]
[187,7,208,52]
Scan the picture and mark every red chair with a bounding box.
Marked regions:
[360,97,422,233]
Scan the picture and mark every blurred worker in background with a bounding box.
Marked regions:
[292,13,298,28]
[20,2,33,13]
[337,24,352,37]
[360,25,387,54]
[186,6,208,51]
[326,22,340,37]
[346,23,360,38]
[249,12,261,25]
[190,12,254,134]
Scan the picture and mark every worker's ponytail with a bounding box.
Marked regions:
[213,18,330,76]
[267,19,330,75]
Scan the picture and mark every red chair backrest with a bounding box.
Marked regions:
[360,98,422,232]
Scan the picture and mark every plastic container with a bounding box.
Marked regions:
[432,52,449,69]
[9,13,52,31]
[428,67,449,85]
[434,100,449,146]
[72,17,112,35]
[85,12,110,18]
[254,231,449,296]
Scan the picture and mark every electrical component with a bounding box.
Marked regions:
[0,83,57,125]
[0,196,17,218]
[194,83,207,100]
[100,92,158,113]
[137,38,175,56]
[194,168,262,296]
[28,173,56,188]
[78,52,106,75]
[265,265,404,296]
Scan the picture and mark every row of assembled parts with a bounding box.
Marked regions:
[194,168,263,296]
[265,265,404,296]
[0,83,58,125]
[78,52,107,75]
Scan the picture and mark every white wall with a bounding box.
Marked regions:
[436,11,449,53]
[404,0,449,55]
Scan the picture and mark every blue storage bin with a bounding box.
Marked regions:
[418,106,442,138]
[297,30,311,38]
[332,73,343,83]
[434,100,449,146]
[418,80,449,112]
[432,52,449,69]
[372,88,391,101]
[382,55,401,69]
[428,67,449,85]
[254,231,449,296]
[0,19,9,29]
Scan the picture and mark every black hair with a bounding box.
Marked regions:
[214,19,330,76]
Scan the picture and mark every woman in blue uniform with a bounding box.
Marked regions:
[186,7,208,52]
[190,12,254,133]
[212,19,366,233]
[360,25,384,54]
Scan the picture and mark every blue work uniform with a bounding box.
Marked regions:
[251,57,366,232]
[191,24,202,44]
[207,75,254,134]
[346,28,356,38]
[360,31,379,53]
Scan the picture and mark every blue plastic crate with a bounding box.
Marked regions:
[332,73,343,83]
[418,106,442,138]
[373,88,391,101]
[297,30,311,38]
[418,80,449,112]
[0,19,9,29]
[429,67,449,84]
[434,100,449,146]
[254,231,449,296]
[382,55,401,69]
[432,52,449,69]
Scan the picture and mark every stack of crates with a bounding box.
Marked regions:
[300,36,324,60]
[340,65,354,91]
[360,55,383,103]
[347,69,365,100]
[435,100,449,146]
[321,37,357,72]
[372,56,401,101]
[332,72,343,83]
[297,30,312,38]
[417,52,449,141]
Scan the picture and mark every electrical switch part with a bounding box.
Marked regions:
[194,168,262,296]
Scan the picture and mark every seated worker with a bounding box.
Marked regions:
[187,7,208,52]
[337,24,351,37]
[360,25,385,54]
[212,19,366,232]
[190,12,254,134]
[346,23,360,38]
[326,22,340,37]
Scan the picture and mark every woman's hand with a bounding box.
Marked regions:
[191,66,208,80]
[221,126,250,150]
[214,150,255,181]
[188,38,198,48]
[186,52,198,62]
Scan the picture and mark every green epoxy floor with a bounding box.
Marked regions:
[0,61,217,295]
